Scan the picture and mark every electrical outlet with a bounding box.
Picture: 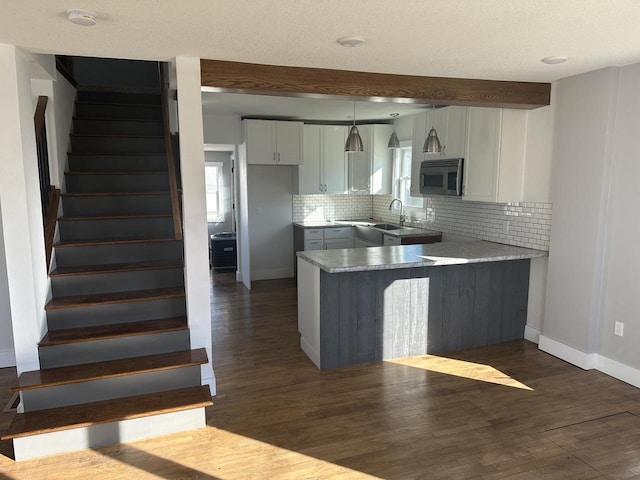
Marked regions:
[503,220,510,233]
[614,321,624,337]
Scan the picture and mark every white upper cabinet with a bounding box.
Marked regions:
[244,119,303,165]
[348,124,394,194]
[463,107,532,203]
[410,107,467,195]
[296,125,347,194]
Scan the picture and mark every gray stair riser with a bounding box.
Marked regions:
[58,217,175,242]
[68,154,168,172]
[73,118,164,136]
[75,103,162,120]
[20,366,200,411]
[62,194,172,216]
[70,135,165,154]
[54,241,182,267]
[51,268,184,296]
[46,298,186,330]
[65,174,169,193]
[38,330,190,368]
[76,91,161,105]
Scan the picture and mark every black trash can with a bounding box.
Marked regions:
[210,232,237,271]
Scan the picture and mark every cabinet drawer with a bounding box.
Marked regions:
[324,227,352,239]
[324,238,352,250]
[304,239,324,250]
[304,229,324,240]
[383,234,402,246]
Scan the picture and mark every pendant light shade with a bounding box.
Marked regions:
[423,105,442,154]
[388,113,400,149]
[345,101,364,152]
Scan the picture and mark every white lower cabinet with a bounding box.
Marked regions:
[300,226,353,251]
[383,234,402,246]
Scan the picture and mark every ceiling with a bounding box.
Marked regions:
[3,1,640,122]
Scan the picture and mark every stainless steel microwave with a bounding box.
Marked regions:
[420,158,464,196]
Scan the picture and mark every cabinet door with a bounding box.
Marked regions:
[322,126,347,194]
[275,121,303,165]
[463,107,501,202]
[348,125,372,193]
[442,106,467,158]
[304,239,324,251]
[324,238,352,250]
[298,125,322,193]
[383,234,402,246]
[246,120,276,164]
[370,124,393,194]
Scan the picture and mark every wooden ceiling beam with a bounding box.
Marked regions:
[200,59,551,109]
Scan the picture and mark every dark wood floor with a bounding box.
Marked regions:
[1,271,640,479]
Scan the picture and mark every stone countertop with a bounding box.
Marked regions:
[296,240,547,273]
[293,220,442,238]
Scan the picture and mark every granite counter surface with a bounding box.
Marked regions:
[296,240,547,273]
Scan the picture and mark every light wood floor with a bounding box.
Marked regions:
[1,272,640,479]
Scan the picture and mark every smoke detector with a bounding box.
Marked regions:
[67,9,97,26]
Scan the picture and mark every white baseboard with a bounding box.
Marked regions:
[251,267,294,281]
[538,335,640,389]
[300,337,320,369]
[0,348,16,368]
[596,355,640,389]
[524,326,542,344]
[538,335,597,370]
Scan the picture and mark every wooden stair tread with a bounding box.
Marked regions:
[65,171,168,175]
[62,191,169,197]
[1,385,212,440]
[45,287,185,310]
[58,214,173,221]
[39,316,187,346]
[50,261,183,277]
[55,236,179,247]
[12,348,207,392]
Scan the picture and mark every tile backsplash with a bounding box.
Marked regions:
[295,194,552,251]
[293,194,372,223]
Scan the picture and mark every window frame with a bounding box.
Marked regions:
[392,141,423,209]
[205,162,225,223]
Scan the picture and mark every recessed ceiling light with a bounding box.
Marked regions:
[541,56,568,65]
[337,37,365,48]
[66,9,97,26]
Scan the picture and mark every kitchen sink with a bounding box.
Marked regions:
[373,223,402,231]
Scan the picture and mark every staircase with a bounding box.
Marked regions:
[2,85,212,460]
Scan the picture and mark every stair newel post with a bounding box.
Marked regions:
[158,62,183,241]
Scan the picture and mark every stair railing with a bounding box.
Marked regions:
[158,63,183,241]
[34,96,60,267]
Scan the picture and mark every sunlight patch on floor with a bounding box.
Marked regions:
[386,355,533,390]
[90,426,384,480]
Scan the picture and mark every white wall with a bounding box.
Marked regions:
[0,45,50,374]
[247,165,295,280]
[598,62,640,369]
[0,203,15,367]
[542,68,617,358]
[541,64,640,387]
[174,57,216,394]
[203,113,242,145]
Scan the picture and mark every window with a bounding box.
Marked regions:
[393,144,423,209]
[205,163,224,223]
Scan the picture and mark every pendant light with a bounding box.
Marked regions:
[423,104,442,154]
[388,113,400,149]
[345,101,364,152]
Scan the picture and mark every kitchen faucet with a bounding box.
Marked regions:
[388,198,405,226]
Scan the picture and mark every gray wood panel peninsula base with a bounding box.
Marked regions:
[297,241,547,370]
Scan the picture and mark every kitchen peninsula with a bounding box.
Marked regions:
[297,241,547,369]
